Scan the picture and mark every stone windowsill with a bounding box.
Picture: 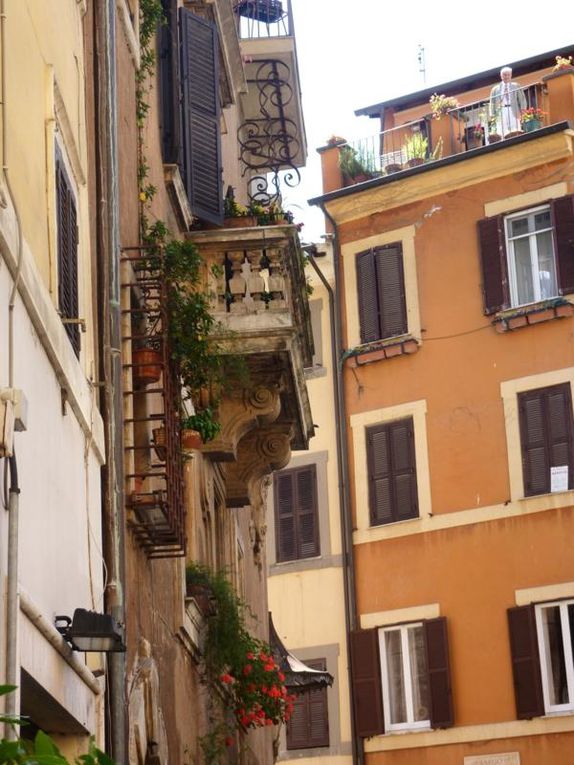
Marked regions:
[492,299,574,332]
[346,335,420,367]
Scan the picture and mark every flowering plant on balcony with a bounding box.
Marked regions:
[187,562,296,759]
[520,107,546,125]
[429,93,460,119]
[553,55,573,72]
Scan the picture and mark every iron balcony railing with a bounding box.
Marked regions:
[234,0,293,38]
[341,83,542,186]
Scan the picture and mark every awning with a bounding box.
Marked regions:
[269,613,334,691]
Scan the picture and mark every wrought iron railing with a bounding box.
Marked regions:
[121,247,186,559]
[234,0,293,38]
[340,83,544,186]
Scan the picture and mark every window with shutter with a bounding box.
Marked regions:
[349,629,385,738]
[478,195,574,314]
[367,418,418,526]
[356,244,407,344]
[55,156,80,357]
[274,465,319,562]
[518,383,574,497]
[507,605,545,719]
[179,8,223,225]
[159,0,181,166]
[286,659,329,750]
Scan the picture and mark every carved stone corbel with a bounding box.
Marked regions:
[201,383,282,461]
[224,423,293,508]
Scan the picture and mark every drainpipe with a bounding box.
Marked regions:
[305,214,362,765]
[94,1,127,761]
[1,0,25,737]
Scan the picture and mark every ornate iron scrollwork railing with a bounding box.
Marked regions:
[238,59,301,206]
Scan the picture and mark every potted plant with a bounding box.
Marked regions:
[338,144,377,184]
[520,107,546,133]
[132,340,162,386]
[403,131,428,167]
[182,407,221,447]
[185,563,216,616]
[223,187,257,228]
[429,93,460,120]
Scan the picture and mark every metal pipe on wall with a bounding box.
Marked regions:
[94,0,127,760]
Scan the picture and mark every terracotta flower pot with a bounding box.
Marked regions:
[181,429,202,451]
[132,348,162,386]
[406,157,425,168]
[385,163,402,174]
[488,133,502,143]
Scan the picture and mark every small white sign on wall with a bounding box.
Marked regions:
[550,465,569,493]
[464,753,520,765]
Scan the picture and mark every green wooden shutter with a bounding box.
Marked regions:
[367,419,418,526]
[56,158,80,357]
[180,8,223,224]
[424,617,454,729]
[478,215,509,314]
[507,605,544,719]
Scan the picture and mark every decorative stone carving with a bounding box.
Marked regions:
[128,638,168,765]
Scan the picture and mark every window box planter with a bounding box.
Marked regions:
[223,216,258,228]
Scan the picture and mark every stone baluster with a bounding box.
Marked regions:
[246,249,265,313]
[266,247,286,311]
[207,251,226,314]
[228,250,247,314]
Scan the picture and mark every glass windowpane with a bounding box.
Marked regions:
[385,630,407,724]
[536,230,557,299]
[533,210,551,231]
[541,605,569,705]
[510,216,528,237]
[513,238,534,304]
[408,626,430,722]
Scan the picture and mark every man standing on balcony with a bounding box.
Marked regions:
[489,66,526,137]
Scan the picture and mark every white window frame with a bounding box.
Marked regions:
[504,204,557,307]
[535,598,574,714]
[378,622,431,733]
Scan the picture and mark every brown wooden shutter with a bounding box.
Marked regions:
[275,465,319,562]
[552,195,574,295]
[56,158,80,357]
[275,471,296,562]
[349,629,384,737]
[507,605,544,719]
[159,0,181,165]
[180,8,223,224]
[478,215,509,314]
[367,420,418,526]
[375,245,407,338]
[286,659,329,749]
[356,249,379,343]
[424,617,454,729]
[519,383,574,496]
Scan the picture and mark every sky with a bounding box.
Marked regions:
[285,0,573,242]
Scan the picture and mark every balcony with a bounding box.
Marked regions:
[187,223,314,498]
[324,67,574,191]
[236,0,306,180]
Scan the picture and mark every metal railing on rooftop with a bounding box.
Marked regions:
[234,0,293,38]
[340,83,544,187]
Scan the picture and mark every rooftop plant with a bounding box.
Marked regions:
[429,92,460,119]
[553,55,573,71]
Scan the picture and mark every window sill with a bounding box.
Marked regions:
[492,298,574,333]
[384,723,431,736]
[346,335,420,367]
[519,488,574,502]
[370,515,420,530]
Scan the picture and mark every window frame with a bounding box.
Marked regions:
[534,598,574,715]
[286,658,330,750]
[366,417,419,527]
[378,622,431,733]
[55,147,80,358]
[504,204,557,307]
[274,463,320,563]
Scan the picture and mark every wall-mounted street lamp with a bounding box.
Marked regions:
[55,609,126,653]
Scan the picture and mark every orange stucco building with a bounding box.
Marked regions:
[312,46,574,765]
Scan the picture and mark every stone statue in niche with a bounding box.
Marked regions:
[128,637,168,765]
